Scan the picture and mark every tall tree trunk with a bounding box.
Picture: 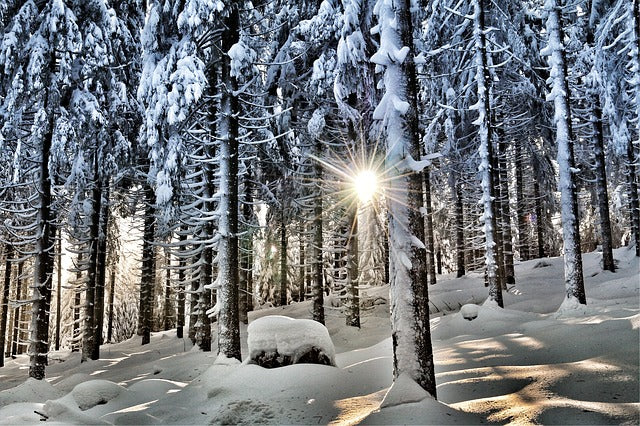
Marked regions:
[176,228,187,338]
[455,184,465,277]
[93,180,110,359]
[298,221,306,302]
[106,259,116,343]
[498,140,515,284]
[239,173,252,324]
[534,180,545,259]
[423,168,436,285]
[279,207,287,306]
[544,0,586,304]
[473,0,503,307]
[72,253,82,352]
[515,141,529,261]
[628,142,640,256]
[217,4,241,360]
[163,248,172,331]
[83,158,103,362]
[345,207,360,328]
[139,183,157,345]
[373,0,437,396]
[30,76,58,379]
[11,260,23,357]
[55,229,62,351]
[312,137,325,325]
[0,246,12,366]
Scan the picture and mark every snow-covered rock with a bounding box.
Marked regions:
[247,315,336,368]
[70,380,126,410]
[460,303,479,321]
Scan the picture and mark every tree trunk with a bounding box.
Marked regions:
[423,168,437,285]
[82,158,102,363]
[473,0,503,307]
[106,260,116,343]
[544,0,586,304]
[239,173,252,324]
[534,180,545,258]
[0,246,12,366]
[163,248,172,331]
[498,140,515,284]
[299,222,306,302]
[279,207,287,306]
[345,206,360,328]
[455,184,465,277]
[217,4,241,360]
[29,76,58,379]
[515,141,529,261]
[312,137,325,325]
[628,141,640,257]
[11,261,23,357]
[55,230,62,351]
[72,253,82,352]
[93,180,110,358]
[176,228,187,338]
[139,183,156,345]
[374,0,437,396]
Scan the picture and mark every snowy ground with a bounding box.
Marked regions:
[0,247,638,425]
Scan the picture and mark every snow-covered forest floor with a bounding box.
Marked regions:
[0,247,638,425]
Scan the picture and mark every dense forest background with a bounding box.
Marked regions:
[0,0,637,391]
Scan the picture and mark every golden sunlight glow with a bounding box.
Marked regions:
[354,170,378,203]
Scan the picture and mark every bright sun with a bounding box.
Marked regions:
[354,170,378,203]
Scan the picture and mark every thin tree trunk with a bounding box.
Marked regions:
[345,207,360,328]
[92,180,110,359]
[239,173,252,324]
[0,246,12,366]
[163,248,172,331]
[176,228,187,338]
[544,0,586,304]
[312,137,325,325]
[515,141,529,261]
[279,207,287,306]
[299,222,306,302]
[423,168,436,285]
[628,142,640,256]
[498,140,515,284]
[455,184,465,277]
[139,183,156,345]
[82,158,102,362]
[55,230,62,351]
[72,253,82,352]
[534,180,545,258]
[106,260,116,343]
[11,260,23,357]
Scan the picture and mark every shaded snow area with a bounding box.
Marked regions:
[0,247,638,424]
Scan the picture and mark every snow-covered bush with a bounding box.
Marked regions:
[246,316,336,368]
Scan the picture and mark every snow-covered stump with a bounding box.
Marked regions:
[246,316,336,368]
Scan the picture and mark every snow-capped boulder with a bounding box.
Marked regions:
[460,304,479,321]
[247,315,336,368]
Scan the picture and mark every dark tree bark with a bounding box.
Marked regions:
[72,253,82,352]
[423,168,437,285]
[93,180,110,358]
[279,207,287,307]
[55,230,62,351]
[217,3,241,360]
[0,246,12,367]
[239,172,253,324]
[628,142,640,257]
[163,248,172,331]
[106,259,116,343]
[312,137,325,325]
[176,228,187,337]
[498,140,515,284]
[515,141,529,261]
[139,183,157,345]
[345,207,360,328]
[455,184,465,277]
[29,73,58,379]
[11,261,23,357]
[298,222,306,302]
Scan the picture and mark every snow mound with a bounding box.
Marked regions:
[247,315,336,368]
[70,380,126,410]
[54,373,93,392]
[0,378,64,406]
[380,373,430,408]
[460,304,479,321]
